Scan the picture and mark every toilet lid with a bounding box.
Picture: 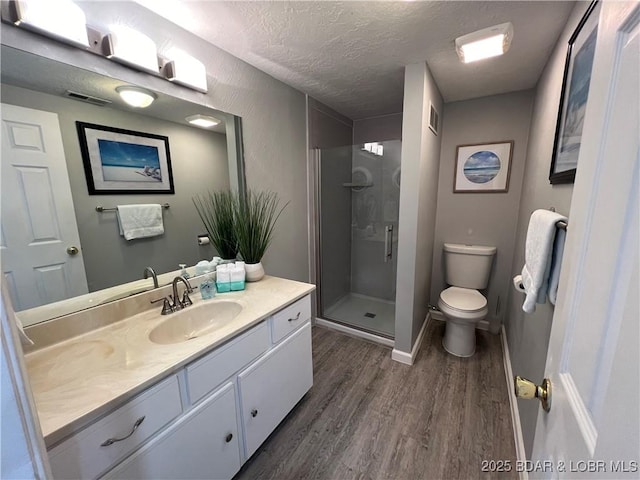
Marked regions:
[440,287,487,312]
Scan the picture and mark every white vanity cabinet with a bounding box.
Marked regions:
[46,294,313,480]
[239,322,313,458]
[104,382,241,480]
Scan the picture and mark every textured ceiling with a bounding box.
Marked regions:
[136,1,575,120]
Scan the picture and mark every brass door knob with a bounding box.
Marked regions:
[514,376,552,412]
[66,246,79,255]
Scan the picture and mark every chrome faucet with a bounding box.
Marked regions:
[150,275,193,315]
[171,275,193,311]
[143,266,159,288]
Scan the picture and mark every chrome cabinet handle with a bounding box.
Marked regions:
[288,312,301,322]
[100,416,145,446]
[225,433,233,443]
[251,409,258,418]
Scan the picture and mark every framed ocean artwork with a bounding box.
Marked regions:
[454,141,513,193]
[549,0,600,185]
[76,122,174,195]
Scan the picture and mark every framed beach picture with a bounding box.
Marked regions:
[549,0,600,185]
[454,141,513,193]
[76,122,174,195]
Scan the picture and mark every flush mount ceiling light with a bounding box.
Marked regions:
[116,86,156,108]
[103,26,159,74]
[8,0,89,48]
[186,114,221,128]
[455,22,514,64]
[164,50,208,93]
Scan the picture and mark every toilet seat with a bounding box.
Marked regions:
[439,287,487,313]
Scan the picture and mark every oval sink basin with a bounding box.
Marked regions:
[149,301,243,345]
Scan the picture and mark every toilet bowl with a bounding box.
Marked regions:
[439,243,496,357]
[438,286,488,357]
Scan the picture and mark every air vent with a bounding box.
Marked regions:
[64,90,112,107]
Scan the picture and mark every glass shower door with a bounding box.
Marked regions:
[317,140,401,338]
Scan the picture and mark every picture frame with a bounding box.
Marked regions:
[76,122,175,195]
[428,101,439,135]
[549,0,600,185]
[454,141,513,193]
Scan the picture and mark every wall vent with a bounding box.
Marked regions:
[64,90,112,107]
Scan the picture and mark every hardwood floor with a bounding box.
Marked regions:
[235,320,518,480]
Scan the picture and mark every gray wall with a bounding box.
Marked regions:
[430,91,534,333]
[353,113,403,144]
[1,1,309,282]
[308,98,353,310]
[1,84,229,292]
[395,62,443,354]
[505,3,588,456]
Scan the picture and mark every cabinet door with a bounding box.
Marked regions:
[104,382,241,480]
[239,322,313,458]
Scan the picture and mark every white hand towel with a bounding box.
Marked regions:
[548,228,567,305]
[117,204,164,241]
[521,209,568,313]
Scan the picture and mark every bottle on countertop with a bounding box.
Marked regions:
[200,269,215,300]
[179,263,190,278]
[216,264,231,293]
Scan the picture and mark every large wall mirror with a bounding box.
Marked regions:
[1,46,246,326]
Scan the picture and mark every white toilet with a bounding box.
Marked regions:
[438,243,496,357]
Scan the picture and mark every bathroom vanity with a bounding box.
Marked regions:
[23,276,315,479]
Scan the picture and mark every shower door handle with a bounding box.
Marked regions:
[384,225,393,262]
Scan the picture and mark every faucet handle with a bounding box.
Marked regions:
[181,291,193,307]
[151,296,175,315]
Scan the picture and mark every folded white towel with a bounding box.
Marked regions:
[117,204,164,241]
[548,228,567,305]
[521,209,568,313]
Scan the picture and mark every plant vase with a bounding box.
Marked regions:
[245,262,265,282]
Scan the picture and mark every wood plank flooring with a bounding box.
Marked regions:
[234,320,517,480]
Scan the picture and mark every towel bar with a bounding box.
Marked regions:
[96,203,170,212]
[556,220,568,230]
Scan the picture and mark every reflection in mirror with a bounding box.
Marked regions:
[0,46,246,326]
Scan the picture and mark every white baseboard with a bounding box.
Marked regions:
[500,325,528,480]
[391,314,430,365]
[314,318,395,347]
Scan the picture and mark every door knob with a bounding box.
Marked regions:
[514,376,551,412]
[66,246,79,255]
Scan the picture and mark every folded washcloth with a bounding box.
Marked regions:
[521,209,568,313]
[117,204,164,241]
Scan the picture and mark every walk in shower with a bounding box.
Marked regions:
[313,140,400,339]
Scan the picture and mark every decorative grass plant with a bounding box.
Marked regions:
[235,191,288,264]
[193,191,239,260]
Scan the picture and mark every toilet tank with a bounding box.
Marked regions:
[443,243,496,289]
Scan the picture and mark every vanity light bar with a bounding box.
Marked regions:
[4,1,210,94]
[7,0,89,48]
[164,55,208,93]
[102,27,160,75]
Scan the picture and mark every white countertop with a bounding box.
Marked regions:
[24,276,315,447]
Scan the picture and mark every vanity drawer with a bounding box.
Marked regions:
[48,375,182,480]
[270,295,311,343]
[186,322,270,404]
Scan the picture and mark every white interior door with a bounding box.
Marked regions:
[1,103,88,311]
[531,3,639,478]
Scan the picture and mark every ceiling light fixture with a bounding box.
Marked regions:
[116,86,156,108]
[103,26,159,74]
[186,114,221,128]
[455,22,513,64]
[8,0,89,48]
